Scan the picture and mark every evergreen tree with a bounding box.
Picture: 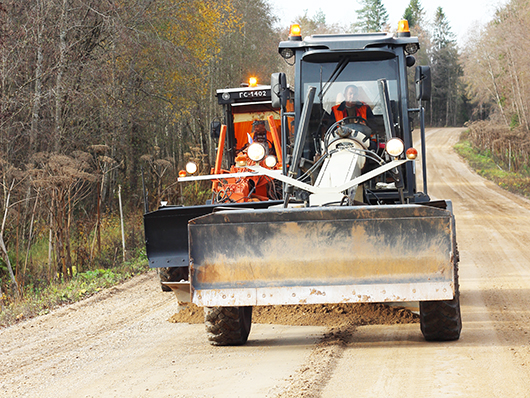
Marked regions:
[430,7,462,126]
[402,0,424,28]
[432,7,456,50]
[355,0,389,32]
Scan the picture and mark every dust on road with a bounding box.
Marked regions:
[169,302,418,327]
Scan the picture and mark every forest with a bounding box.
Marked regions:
[0,0,528,311]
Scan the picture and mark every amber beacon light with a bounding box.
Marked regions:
[289,24,302,41]
[397,19,411,37]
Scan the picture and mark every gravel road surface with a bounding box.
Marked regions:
[2,127,530,397]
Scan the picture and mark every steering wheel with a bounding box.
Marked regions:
[324,116,372,146]
[334,116,372,136]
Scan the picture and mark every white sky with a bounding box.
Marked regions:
[269,0,509,46]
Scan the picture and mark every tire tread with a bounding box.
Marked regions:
[420,242,462,341]
[204,306,252,346]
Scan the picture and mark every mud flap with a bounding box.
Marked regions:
[189,203,456,307]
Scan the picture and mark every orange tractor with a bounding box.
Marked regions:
[181,78,293,203]
[146,79,292,288]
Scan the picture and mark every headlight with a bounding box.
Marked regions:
[248,143,266,162]
[280,48,294,59]
[385,138,405,157]
[405,43,419,55]
[185,161,197,174]
[264,155,277,168]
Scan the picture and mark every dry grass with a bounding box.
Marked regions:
[455,126,530,199]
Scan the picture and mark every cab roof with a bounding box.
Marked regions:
[279,32,419,53]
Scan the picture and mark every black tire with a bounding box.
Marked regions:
[204,306,252,346]
[158,267,188,292]
[420,244,462,341]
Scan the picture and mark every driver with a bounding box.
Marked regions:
[331,84,375,126]
[250,120,276,155]
[251,120,268,144]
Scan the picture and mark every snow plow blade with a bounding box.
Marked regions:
[189,203,456,307]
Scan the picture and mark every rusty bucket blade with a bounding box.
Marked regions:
[189,204,456,307]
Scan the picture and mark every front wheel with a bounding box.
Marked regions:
[204,306,252,346]
[419,295,462,341]
[420,246,462,341]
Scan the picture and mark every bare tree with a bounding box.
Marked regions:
[0,179,20,298]
[30,152,95,279]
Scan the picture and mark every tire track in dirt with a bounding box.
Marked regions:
[273,326,354,398]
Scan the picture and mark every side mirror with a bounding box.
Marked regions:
[415,65,431,101]
[210,120,221,139]
[271,72,288,109]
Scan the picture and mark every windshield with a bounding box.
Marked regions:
[301,58,400,117]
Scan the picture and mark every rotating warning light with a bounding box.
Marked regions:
[398,20,410,33]
[397,20,411,37]
[289,24,302,41]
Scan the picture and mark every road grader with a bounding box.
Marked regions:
[143,21,462,345]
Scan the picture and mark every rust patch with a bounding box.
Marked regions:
[193,254,449,286]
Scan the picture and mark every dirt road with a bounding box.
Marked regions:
[2,127,530,397]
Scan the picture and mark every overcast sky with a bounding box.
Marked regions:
[268,0,509,46]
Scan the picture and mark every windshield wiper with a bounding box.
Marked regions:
[320,57,349,101]
[313,57,350,151]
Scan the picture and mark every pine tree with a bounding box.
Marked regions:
[430,7,462,126]
[402,0,424,28]
[355,0,389,32]
[432,7,456,50]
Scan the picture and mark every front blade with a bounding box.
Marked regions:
[189,204,456,306]
[143,201,283,268]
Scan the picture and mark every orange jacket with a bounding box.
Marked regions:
[332,102,368,122]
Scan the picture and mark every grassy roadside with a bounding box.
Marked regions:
[0,258,149,328]
[454,131,530,199]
